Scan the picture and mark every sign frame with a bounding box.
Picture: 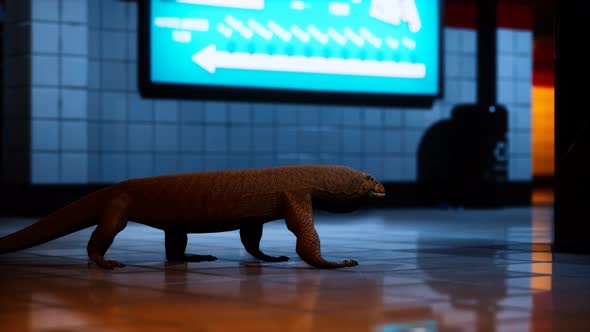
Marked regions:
[138,0,444,107]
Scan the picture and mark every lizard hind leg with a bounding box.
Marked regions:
[165,230,217,262]
[87,196,129,269]
[240,223,289,262]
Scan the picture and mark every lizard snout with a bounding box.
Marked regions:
[369,182,386,198]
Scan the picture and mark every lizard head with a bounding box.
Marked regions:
[358,173,386,199]
[312,167,386,213]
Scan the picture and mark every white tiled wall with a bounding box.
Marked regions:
[497,28,533,181]
[1,0,531,184]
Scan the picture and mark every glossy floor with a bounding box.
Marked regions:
[1,206,589,332]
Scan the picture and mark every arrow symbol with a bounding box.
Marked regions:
[192,44,427,78]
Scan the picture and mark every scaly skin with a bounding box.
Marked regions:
[0,165,385,269]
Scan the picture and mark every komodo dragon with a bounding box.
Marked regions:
[0,165,385,269]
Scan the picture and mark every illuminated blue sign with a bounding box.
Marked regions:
[143,0,441,103]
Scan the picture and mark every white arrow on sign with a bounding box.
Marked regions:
[192,44,426,78]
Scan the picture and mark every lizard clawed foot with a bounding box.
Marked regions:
[341,259,358,267]
[183,254,218,262]
[263,255,289,262]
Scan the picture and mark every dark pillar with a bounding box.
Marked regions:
[477,0,497,105]
[554,0,590,253]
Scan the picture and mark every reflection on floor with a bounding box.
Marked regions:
[1,206,589,332]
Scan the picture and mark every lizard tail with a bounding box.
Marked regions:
[0,187,114,254]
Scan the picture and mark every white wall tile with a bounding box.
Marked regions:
[444,28,461,53]
[32,88,59,118]
[101,153,127,182]
[253,127,274,152]
[128,124,154,152]
[404,110,429,128]
[101,92,127,121]
[101,123,127,151]
[204,125,227,152]
[497,29,514,54]
[101,61,127,90]
[515,55,532,80]
[461,29,477,54]
[88,60,101,89]
[61,89,88,119]
[277,127,297,152]
[341,129,362,153]
[31,55,59,86]
[445,53,461,78]
[341,107,362,126]
[321,130,340,153]
[60,153,88,183]
[403,129,423,155]
[154,100,179,122]
[229,127,251,152]
[383,157,404,181]
[298,104,321,125]
[154,154,179,175]
[461,55,477,79]
[276,104,298,125]
[204,155,227,171]
[61,57,88,87]
[31,0,59,21]
[298,128,320,153]
[32,23,59,53]
[384,130,402,154]
[444,80,461,103]
[32,152,59,183]
[88,0,101,28]
[384,109,403,127]
[89,29,101,59]
[101,31,127,60]
[128,32,138,61]
[363,157,384,180]
[128,2,138,31]
[253,103,275,124]
[497,54,514,79]
[128,94,153,121]
[509,131,531,155]
[363,130,384,154]
[460,80,477,103]
[129,154,154,179]
[515,82,532,105]
[204,102,227,123]
[155,124,179,152]
[497,80,516,104]
[61,121,88,151]
[509,156,532,181]
[514,30,533,55]
[32,120,59,150]
[61,0,88,23]
[61,24,88,55]
[320,106,343,125]
[514,106,531,130]
[100,0,127,30]
[180,155,205,172]
[364,108,383,127]
[228,103,251,123]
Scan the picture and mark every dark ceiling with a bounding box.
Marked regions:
[533,0,556,38]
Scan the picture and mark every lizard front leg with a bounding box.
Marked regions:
[87,196,129,269]
[240,223,289,262]
[165,230,217,262]
[283,192,358,269]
